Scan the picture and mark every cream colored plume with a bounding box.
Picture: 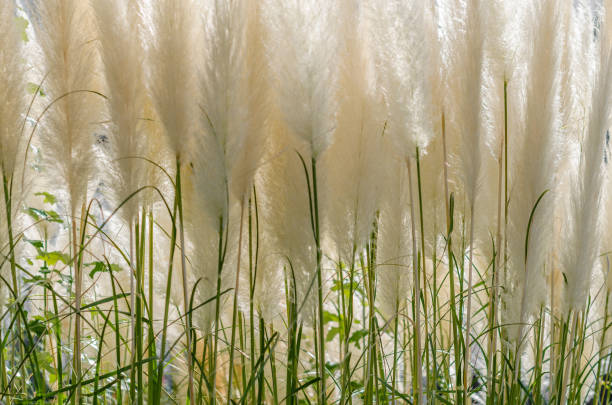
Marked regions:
[0,0,27,179]
[263,0,339,161]
[503,0,562,341]
[147,0,198,162]
[92,0,148,223]
[564,6,612,313]
[370,0,433,159]
[446,0,485,207]
[32,0,101,216]
[255,119,317,321]
[321,0,386,262]
[199,0,268,217]
[377,157,412,320]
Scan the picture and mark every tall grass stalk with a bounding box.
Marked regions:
[406,156,423,404]
[227,195,246,402]
[176,158,195,402]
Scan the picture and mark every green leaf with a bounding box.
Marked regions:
[25,238,44,249]
[34,351,56,373]
[36,251,69,266]
[28,317,47,336]
[24,207,63,223]
[35,191,56,204]
[24,207,41,221]
[326,326,340,342]
[86,261,122,279]
[23,275,44,285]
[323,310,339,324]
[348,329,369,349]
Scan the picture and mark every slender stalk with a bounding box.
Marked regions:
[463,199,476,405]
[2,174,23,401]
[72,205,82,405]
[147,209,156,403]
[227,195,246,403]
[154,192,178,405]
[488,87,505,403]
[559,311,578,405]
[441,112,462,403]
[129,220,136,402]
[311,157,326,405]
[391,300,399,405]
[406,156,423,405]
[211,215,227,405]
[594,294,610,405]
[248,195,257,405]
[176,156,195,402]
[415,148,431,400]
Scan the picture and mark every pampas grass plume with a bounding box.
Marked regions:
[33,0,101,215]
[148,0,198,162]
[564,5,612,313]
[0,0,27,178]
[92,0,147,223]
[263,0,338,160]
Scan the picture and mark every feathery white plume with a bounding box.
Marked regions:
[263,0,339,161]
[377,158,412,319]
[92,0,147,223]
[446,0,485,207]
[32,0,101,216]
[148,0,198,162]
[504,0,562,340]
[321,0,385,262]
[199,0,268,219]
[0,0,27,178]
[564,6,612,313]
[371,0,433,159]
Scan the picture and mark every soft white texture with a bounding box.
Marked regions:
[92,0,147,223]
[504,0,563,341]
[147,0,198,162]
[32,0,101,216]
[321,0,386,263]
[370,0,433,159]
[263,0,338,161]
[564,7,612,312]
[0,0,27,178]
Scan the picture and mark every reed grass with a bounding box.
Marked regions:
[2,0,612,404]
